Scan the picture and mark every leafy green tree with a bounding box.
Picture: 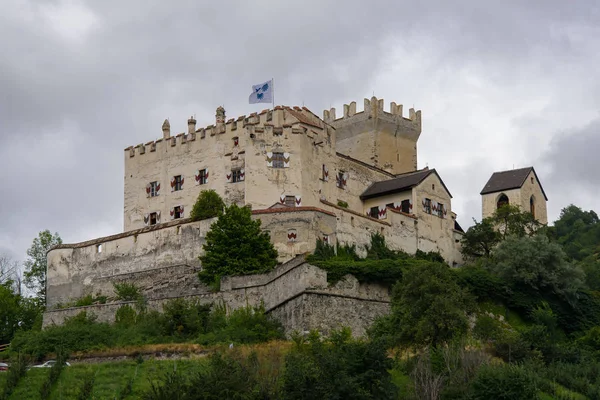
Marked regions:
[381,262,474,347]
[190,189,225,221]
[549,204,600,290]
[199,204,278,286]
[462,205,538,260]
[461,218,501,258]
[23,230,62,302]
[493,204,538,239]
[0,282,20,343]
[487,235,585,302]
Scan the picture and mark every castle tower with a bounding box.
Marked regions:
[324,96,421,175]
[480,166,548,224]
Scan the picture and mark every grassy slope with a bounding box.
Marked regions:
[4,359,208,400]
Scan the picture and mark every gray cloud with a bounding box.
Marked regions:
[1,0,599,261]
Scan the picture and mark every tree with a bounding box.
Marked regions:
[199,204,278,286]
[461,218,501,258]
[0,254,21,296]
[383,262,474,347]
[0,282,20,344]
[461,205,539,259]
[190,189,225,221]
[23,230,62,303]
[493,204,538,239]
[487,234,585,302]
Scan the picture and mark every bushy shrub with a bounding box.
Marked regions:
[10,312,115,360]
[469,363,538,400]
[282,329,396,400]
[189,189,225,221]
[115,304,137,327]
[144,351,281,400]
[198,304,284,345]
[473,314,505,342]
[161,298,211,337]
[113,282,142,301]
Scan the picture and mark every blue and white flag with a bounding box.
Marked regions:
[249,80,273,104]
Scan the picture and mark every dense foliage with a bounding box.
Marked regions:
[461,205,537,259]
[308,234,445,285]
[199,204,278,287]
[189,189,226,221]
[9,301,283,360]
[374,262,474,347]
[143,329,396,400]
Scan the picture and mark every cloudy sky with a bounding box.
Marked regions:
[1,0,599,264]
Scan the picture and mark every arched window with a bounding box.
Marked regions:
[530,195,535,218]
[497,194,509,209]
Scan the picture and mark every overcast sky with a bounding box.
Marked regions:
[1,0,599,264]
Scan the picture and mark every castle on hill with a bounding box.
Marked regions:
[43,97,548,335]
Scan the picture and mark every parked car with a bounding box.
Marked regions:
[31,360,71,368]
[0,363,8,372]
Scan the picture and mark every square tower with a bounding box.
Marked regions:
[480,167,548,224]
[324,96,421,175]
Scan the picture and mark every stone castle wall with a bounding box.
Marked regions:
[43,257,391,337]
[46,208,338,309]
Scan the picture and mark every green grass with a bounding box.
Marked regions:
[1,358,210,399]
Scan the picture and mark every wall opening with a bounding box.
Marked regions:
[530,195,535,218]
[497,194,509,209]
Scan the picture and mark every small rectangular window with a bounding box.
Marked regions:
[174,175,183,191]
[369,206,379,218]
[174,206,182,219]
[198,169,208,185]
[437,203,444,218]
[231,169,242,183]
[336,171,346,189]
[285,196,296,207]
[401,199,410,214]
[150,181,158,197]
[149,212,158,225]
[96,244,103,253]
[424,198,431,214]
[272,152,285,168]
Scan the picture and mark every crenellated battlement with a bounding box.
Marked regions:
[323,96,421,130]
[124,106,329,158]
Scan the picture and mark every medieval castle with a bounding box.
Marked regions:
[43,97,548,335]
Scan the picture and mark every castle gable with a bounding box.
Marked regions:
[360,168,452,200]
[480,167,548,200]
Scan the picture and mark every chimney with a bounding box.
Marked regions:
[162,119,170,139]
[187,116,196,134]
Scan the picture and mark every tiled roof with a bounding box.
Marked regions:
[480,167,548,200]
[360,168,452,200]
[284,107,323,129]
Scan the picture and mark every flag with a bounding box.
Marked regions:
[249,79,273,104]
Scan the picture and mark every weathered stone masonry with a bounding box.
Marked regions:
[44,95,549,334]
